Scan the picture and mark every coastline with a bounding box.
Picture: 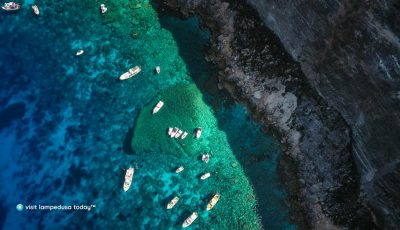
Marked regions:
[155,0,373,229]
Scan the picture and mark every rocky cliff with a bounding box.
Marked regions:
[157,0,399,228]
[246,0,400,228]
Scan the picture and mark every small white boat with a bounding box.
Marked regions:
[169,127,178,138]
[167,196,179,209]
[180,132,188,139]
[155,66,160,74]
[194,127,202,138]
[175,166,184,173]
[123,167,134,192]
[182,212,198,228]
[100,4,107,14]
[152,101,164,114]
[175,129,183,138]
[207,193,220,211]
[119,66,141,80]
[76,50,84,56]
[168,127,173,136]
[202,154,210,163]
[200,172,211,180]
[31,5,39,15]
[2,2,20,11]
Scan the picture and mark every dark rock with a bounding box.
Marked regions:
[247,0,400,228]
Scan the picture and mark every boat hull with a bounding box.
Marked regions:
[123,167,134,192]
[195,128,202,138]
[32,5,39,15]
[207,193,220,211]
[201,173,211,180]
[76,50,84,56]
[181,132,188,139]
[152,101,164,114]
[182,212,198,228]
[167,196,179,209]
[202,154,210,163]
[2,2,20,11]
[175,166,184,173]
[119,66,141,80]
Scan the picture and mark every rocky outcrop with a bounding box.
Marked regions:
[246,0,400,228]
[157,0,377,229]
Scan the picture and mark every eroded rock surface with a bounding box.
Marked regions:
[157,0,382,228]
[247,0,400,228]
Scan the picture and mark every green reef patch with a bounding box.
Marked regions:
[132,83,217,157]
[131,83,263,229]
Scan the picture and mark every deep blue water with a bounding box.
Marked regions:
[0,1,295,229]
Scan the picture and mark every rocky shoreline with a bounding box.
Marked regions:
[156,0,375,229]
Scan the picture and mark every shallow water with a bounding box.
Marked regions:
[0,1,295,229]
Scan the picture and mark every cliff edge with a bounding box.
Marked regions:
[247,0,400,228]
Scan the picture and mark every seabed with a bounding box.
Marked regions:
[0,0,294,229]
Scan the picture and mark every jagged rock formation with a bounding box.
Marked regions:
[158,0,400,229]
[156,0,380,229]
[246,0,400,228]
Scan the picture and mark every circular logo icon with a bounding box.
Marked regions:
[16,204,24,212]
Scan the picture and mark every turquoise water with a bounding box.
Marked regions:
[0,1,295,229]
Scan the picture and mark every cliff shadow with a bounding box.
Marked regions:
[155,4,297,229]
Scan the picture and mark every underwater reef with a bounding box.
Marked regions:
[0,0,297,229]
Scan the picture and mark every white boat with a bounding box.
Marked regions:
[200,172,211,180]
[175,129,183,138]
[100,4,107,14]
[152,101,164,114]
[194,127,202,138]
[123,167,134,192]
[76,50,84,56]
[207,193,220,211]
[175,166,184,173]
[180,132,188,139]
[202,154,210,163]
[119,66,141,80]
[31,5,39,15]
[2,2,20,11]
[167,196,179,209]
[182,211,198,228]
[155,66,160,74]
[168,127,173,136]
[169,127,178,137]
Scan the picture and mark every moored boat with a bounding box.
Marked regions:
[31,5,39,15]
[76,50,84,56]
[2,2,20,11]
[119,66,141,80]
[182,211,198,228]
[100,4,107,14]
[155,66,160,74]
[194,127,202,138]
[175,129,183,138]
[207,193,220,210]
[180,132,188,139]
[123,167,134,192]
[167,196,179,209]
[152,101,164,114]
[175,166,184,173]
[168,127,173,136]
[202,154,210,163]
[200,172,211,180]
[169,127,178,138]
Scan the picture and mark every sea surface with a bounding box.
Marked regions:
[0,1,295,229]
